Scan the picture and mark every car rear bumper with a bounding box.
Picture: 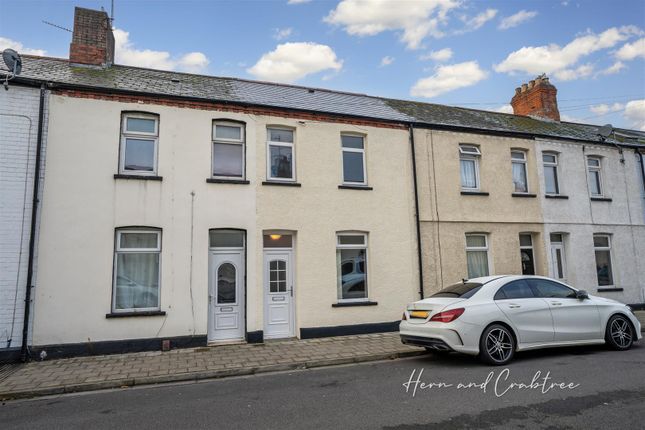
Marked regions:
[399,320,480,355]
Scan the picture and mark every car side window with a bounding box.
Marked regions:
[527,279,576,298]
[494,280,534,300]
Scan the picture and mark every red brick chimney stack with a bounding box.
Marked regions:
[510,74,560,121]
[69,7,115,67]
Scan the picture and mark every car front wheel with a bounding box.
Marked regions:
[479,324,516,365]
[605,314,634,350]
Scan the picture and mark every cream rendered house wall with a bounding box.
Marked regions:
[536,139,645,303]
[414,128,547,294]
[33,94,418,346]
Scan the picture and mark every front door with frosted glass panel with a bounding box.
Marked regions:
[263,251,294,339]
[209,251,244,342]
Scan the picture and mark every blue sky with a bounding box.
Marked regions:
[1,0,644,129]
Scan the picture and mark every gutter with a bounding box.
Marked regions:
[20,83,46,362]
[409,125,424,300]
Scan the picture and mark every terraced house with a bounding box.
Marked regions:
[1,7,643,360]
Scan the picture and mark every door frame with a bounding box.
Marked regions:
[262,247,296,339]
[207,229,247,344]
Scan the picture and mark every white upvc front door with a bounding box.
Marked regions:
[550,243,567,281]
[263,250,295,339]
[208,250,245,342]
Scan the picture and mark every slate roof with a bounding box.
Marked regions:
[5,56,644,147]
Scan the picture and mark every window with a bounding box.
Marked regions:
[549,233,567,280]
[341,134,366,185]
[209,229,244,248]
[587,156,603,196]
[494,280,534,300]
[459,145,481,190]
[465,234,490,278]
[511,150,528,193]
[113,229,161,312]
[212,121,244,179]
[336,233,368,301]
[431,282,483,298]
[542,153,560,195]
[120,113,159,175]
[267,127,295,181]
[263,234,293,248]
[594,234,614,286]
[519,234,535,275]
[526,279,576,299]
[217,263,236,304]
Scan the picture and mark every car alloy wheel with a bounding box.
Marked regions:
[480,324,515,365]
[606,315,634,350]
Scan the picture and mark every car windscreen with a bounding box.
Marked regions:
[431,282,483,298]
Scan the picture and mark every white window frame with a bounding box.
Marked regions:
[212,121,245,180]
[266,127,296,182]
[542,152,560,195]
[587,156,604,197]
[593,234,614,287]
[112,228,162,313]
[511,150,529,193]
[459,144,481,191]
[341,133,367,186]
[549,233,567,281]
[465,233,491,278]
[119,113,159,176]
[336,233,369,302]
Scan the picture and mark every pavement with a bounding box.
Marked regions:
[1,342,643,429]
[0,332,424,400]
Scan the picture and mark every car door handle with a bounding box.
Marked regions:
[550,302,562,306]
[508,304,521,308]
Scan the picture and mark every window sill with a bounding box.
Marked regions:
[597,287,623,292]
[338,185,373,191]
[206,178,250,185]
[262,181,302,187]
[512,193,537,198]
[591,197,612,202]
[332,301,378,307]
[114,174,163,181]
[545,194,569,199]
[461,191,489,196]
[106,310,166,318]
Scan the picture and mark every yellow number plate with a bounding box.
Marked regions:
[410,310,429,319]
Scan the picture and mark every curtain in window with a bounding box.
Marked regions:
[460,159,476,188]
[512,162,528,192]
[588,171,601,195]
[467,250,489,278]
[115,253,159,309]
[544,166,558,194]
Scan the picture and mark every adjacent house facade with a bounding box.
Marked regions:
[1,7,643,359]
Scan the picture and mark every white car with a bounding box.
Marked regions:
[400,275,642,365]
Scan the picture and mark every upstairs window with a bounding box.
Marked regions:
[267,127,295,181]
[511,150,528,193]
[212,121,245,179]
[459,144,481,190]
[587,156,603,197]
[120,113,159,175]
[542,152,560,194]
[341,134,367,185]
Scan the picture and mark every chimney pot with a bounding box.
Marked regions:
[521,83,528,92]
[69,7,114,67]
[510,75,560,121]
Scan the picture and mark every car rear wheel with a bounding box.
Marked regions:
[479,324,515,365]
[605,314,634,350]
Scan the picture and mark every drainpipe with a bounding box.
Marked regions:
[20,84,46,362]
[409,124,424,299]
[638,150,645,193]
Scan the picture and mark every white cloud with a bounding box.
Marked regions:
[494,26,643,78]
[274,28,293,40]
[420,47,453,62]
[324,0,460,50]
[495,104,514,114]
[498,10,538,30]
[589,102,624,115]
[623,99,645,131]
[553,63,593,81]
[247,42,343,83]
[598,61,626,76]
[411,61,488,98]
[287,0,312,3]
[380,56,394,66]
[560,113,586,124]
[615,37,645,60]
[113,29,209,72]
[0,36,46,56]
[459,8,498,32]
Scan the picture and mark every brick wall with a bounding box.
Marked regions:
[0,85,48,353]
[69,7,114,66]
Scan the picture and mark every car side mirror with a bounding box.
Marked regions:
[576,290,589,300]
